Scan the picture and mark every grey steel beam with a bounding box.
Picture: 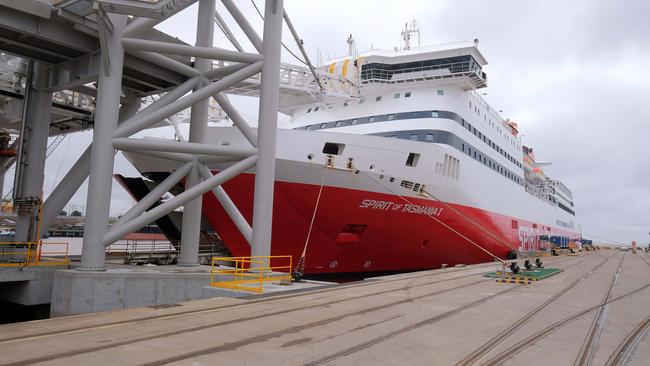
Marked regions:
[79,14,127,271]
[109,160,194,234]
[127,150,196,163]
[221,0,262,53]
[103,154,258,246]
[114,61,262,138]
[0,6,97,56]
[122,38,263,64]
[115,76,198,137]
[282,9,324,93]
[1,0,52,19]
[178,0,216,266]
[197,164,252,244]
[41,145,91,232]
[250,0,283,264]
[96,0,195,19]
[44,52,101,92]
[213,93,257,146]
[40,99,140,233]
[112,138,257,158]
[13,61,52,242]
[121,0,199,37]
[127,50,199,78]
[203,62,248,80]
[214,9,243,52]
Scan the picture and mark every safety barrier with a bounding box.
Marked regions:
[210,255,292,294]
[0,241,69,267]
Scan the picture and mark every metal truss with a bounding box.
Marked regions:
[70,0,284,270]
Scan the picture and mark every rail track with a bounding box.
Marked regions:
[605,315,650,366]
[0,263,488,343]
[574,254,626,365]
[456,252,616,365]
[482,255,650,365]
[1,252,586,344]
[0,253,593,366]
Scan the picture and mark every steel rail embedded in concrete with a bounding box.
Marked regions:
[1,252,649,366]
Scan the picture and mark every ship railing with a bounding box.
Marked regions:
[360,60,486,87]
[0,241,69,267]
[210,255,292,294]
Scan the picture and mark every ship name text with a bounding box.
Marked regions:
[359,199,443,216]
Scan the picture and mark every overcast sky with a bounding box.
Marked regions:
[10,0,648,245]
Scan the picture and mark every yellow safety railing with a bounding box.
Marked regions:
[211,255,293,294]
[0,241,70,267]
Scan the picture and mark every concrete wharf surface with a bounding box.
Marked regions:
[1,251,649,366]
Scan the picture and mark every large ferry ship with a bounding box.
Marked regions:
[122,28,581,274]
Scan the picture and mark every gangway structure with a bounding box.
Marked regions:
[0,0,357,314]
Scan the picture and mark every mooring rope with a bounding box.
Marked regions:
[292,165,329,280]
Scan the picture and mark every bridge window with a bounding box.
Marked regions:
[306,125,312,130]
[369,116,375,123]
[335,121,342,127]
[320,123,327,129]
[387,114,395,120]
[410,134,418,141]
[431,111,439,118]
[425,134,434,142]
[351,119,358,125]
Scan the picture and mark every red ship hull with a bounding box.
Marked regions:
[200,173,576,274]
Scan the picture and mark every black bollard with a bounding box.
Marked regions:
[509,262,521,274]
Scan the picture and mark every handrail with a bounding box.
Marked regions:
[211,255,293,294]
[0,241,69,267]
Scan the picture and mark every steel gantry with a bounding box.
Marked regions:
[0,0,360,272]
[0,0,288,270]
[79,0,284,270]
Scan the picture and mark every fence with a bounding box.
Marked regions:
[211,255,292,294]
[0,241,69,267]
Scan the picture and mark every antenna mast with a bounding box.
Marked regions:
[401,20,420,50]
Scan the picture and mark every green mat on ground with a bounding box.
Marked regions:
[484,267,563,279]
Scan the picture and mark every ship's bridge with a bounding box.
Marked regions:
[322,41,488,90]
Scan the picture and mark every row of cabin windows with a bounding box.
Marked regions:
[468,100,521,151]
[376,129,524,186]
[460,118,522,170]
[300,108,520,170]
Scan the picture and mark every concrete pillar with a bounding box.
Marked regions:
[251,0,283,263]
[13,62,52,242]
[79,14,127,271]
[178,0,215,266]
